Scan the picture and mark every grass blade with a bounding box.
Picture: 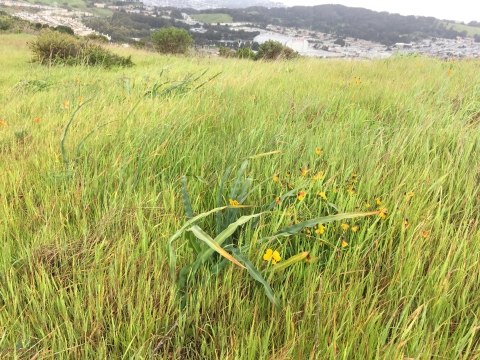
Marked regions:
[270,252,309,273]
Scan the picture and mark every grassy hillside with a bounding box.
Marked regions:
[442,21,480,37]
[1,34,480,359]
[191,13,234,23]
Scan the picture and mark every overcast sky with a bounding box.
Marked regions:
[280,1,479,23]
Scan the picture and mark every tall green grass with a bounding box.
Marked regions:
[1,35,479,358]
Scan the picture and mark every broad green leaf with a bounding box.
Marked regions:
[198,213,264,264]
[188,226,245,268]
[270,252,309,273]
[231,248,281,310]
[166,205,229,280]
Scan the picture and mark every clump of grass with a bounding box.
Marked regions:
[28,30,133,68]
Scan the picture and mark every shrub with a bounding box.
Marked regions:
[151,27,193,55]
[29,30,133,68]
[256,40,299,61]
[236,47,255,60]
[0,19,12,31]
[84,33,109,43]
[54,25,74,35]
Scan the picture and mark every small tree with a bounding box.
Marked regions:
[151,27,193,55]
[256,40,299,61]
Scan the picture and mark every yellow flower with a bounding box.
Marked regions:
[0,121,7,127]
[297,191,306,201]
[351,225,359,232]
[315,224,325,234]
[273,174,279,181]
[341,239,348,248]
[365,202,371,208]
[305,254,312,263]
[229,199,239,206]
[447,69,451,76]
[286,171,291,178]
[406,191,414,199]
[275,197,281,205]
[421,230,430,238]
[300,168,309,176]
[317,191,327,200]
[90,79,94,83]
[288,183,294,189]
[63,100,69,109]
[347,187,355,195]
[263,249,281,264]
[315,147,323,155]
[404,218,409,229]
[313,171,324,181]
[77,77,81,83]
[34,117,40,123]
[376,198,382,205]
[341,223,349,230]
[378,208,387,219]
[78,96,83,104]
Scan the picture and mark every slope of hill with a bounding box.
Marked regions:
[441,21,480,37]
[1,33,480,359]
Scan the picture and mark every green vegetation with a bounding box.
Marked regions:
[219,41,298,61]
[0,10,45,34]
[442,21,480,37]
[191,13,233,24]
[1,34,480,358]
[29,30,133,67]
[151,27,193,55]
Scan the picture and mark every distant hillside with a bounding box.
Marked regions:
[184,4,480,45]
[441,22,480,37]
[191,13,233,24]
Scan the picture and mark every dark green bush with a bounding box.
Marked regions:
[29,30,133,68]
[236,47,255,60]
[84,33,109,43]
[256,40,299,61]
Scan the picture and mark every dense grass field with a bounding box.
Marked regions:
[191,13,234,24]
[1,34,480,359]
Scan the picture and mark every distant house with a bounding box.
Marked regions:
[93,3,105,8]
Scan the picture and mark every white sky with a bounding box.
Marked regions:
[280,1,480,23]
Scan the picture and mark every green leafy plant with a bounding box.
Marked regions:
[168,158,378,310]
